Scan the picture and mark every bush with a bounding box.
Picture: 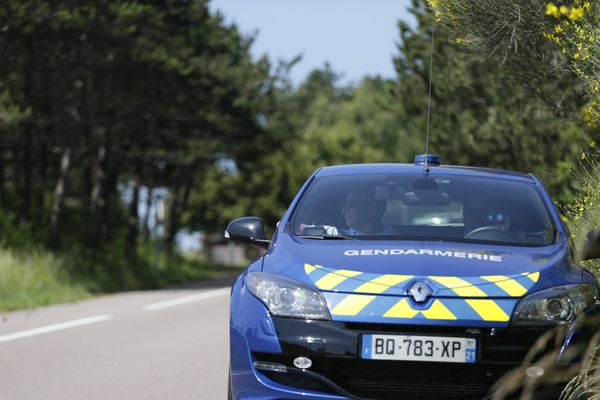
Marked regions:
[562,151,600,274]
[0,232,241,311]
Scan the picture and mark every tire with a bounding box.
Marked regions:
[227,365,233,400]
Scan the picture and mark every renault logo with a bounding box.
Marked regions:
[408,281,433,303]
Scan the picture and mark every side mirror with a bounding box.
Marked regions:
[224,216,270,249]
[580,229,600,261]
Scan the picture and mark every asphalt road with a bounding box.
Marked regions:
[0,275,237,400]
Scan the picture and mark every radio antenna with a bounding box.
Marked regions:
[424,27,435,174]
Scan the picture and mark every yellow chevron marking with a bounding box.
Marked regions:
[429,276,487,297]
[383,298,419,319]
[304,263,316,275]
[332,295,376,316]
[354,274,414,294]
[481,275,527,297]
[315,269,362,290]
[421,300,457,320]
[466,299,510,322]
[525,272,540,283]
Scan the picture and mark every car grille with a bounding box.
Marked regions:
[343,378,490,400]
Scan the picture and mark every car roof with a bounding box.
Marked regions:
[315,163,537,184]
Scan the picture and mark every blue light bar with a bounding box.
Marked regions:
[414,154,441,166]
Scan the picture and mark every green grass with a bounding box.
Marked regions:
[0,249,90,311]
[0,242,244,312]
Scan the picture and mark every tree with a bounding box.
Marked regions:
[0,0,272,259]
[390,1,591,199]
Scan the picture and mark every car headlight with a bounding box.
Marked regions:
[246,272,330,320]
[512,285,598,326]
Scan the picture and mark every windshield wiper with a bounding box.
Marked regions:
[297,234,357,241]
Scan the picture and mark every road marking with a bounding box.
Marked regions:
[142,288,230,311]
[0,315,112,344]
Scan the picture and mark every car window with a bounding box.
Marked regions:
[290,173,556,246]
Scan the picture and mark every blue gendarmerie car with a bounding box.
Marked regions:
[225,155,600,400]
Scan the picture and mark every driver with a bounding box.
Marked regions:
[341,187,395,235]
[298,186,394,236]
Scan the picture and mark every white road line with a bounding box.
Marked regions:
[143,288,230,311]
[0,315,112,344]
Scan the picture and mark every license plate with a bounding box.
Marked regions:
[361,334,477,363]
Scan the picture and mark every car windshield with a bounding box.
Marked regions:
[290,173,556,246]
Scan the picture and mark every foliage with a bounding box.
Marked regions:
[188,1,593,234]
[544,1,600,127]
[427,0,553,62]
[187,68,404,230]
[391,2,590,201]
[425,0,600,396]
[562,333,600,399]
[548,153,600,399]
[0,235,239,311]
[0,0,596,310]
[0,0,265,309]
[427,0,600,128]
[0,247,88,311]
[563,150,600,273]
[0,0,270,253]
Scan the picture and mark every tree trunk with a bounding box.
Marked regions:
[96,165,118,245]
[50,146,72,245]
[13,143,20,212]
[37,62,53,218]
[36,142,47,216]
[20,40,33,223]
[89,144,106,212]
[20,129,32,222]
[143,186,153,243]
[125,178,140,260]
[0,146,5,206]
[91,143,110,245]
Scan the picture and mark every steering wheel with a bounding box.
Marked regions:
[464,226,518,242]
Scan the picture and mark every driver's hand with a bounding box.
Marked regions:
[323,225,339,236]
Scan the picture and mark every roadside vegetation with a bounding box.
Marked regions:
[0,236,238,311]
[425,0,600,397]
[0,0,597,315]
[1,1,600,395]
[565,154,600,259]
[424,0,600,266]
[0,248,88,311]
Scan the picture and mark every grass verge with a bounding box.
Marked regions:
[0,243,243,312]
[0,248,90,311]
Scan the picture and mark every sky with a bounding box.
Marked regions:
[209,0,414,86]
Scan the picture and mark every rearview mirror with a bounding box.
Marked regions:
[402,191,450,206]
[225,216,270,249]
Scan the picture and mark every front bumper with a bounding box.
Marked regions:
[235,314,596,400]
[230,273,598,399]
[263,318,569,399]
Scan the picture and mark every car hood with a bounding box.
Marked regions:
[263,233,578,327]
